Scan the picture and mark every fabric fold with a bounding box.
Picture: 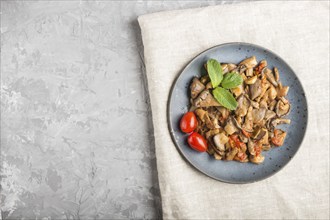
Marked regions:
[139,1,329,219]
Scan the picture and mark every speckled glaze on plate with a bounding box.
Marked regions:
[168,42,308,184]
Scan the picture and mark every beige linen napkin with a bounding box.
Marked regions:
[138,1,329,219]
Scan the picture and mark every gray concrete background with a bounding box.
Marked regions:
[0,1,237,219]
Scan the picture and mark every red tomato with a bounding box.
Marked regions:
[187,132,207,152]
[271,138,282,146]
[180,112,198,133]
[230,134,246,148]
[254,143,262,156]
[242,129,251,138]
[237,152,247,161]
[271,130,285,146]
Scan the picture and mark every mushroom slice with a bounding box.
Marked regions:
[194,108,207,122]
[214,153,222,160]
[259,75,271,98]
[277,84,289,98]
[227,63,237,71]
[211,118,221,129]
[280,96,289,104]
[245,68,253,77]
[259,97,268,109]
[231,84,244,97]
[247,139,256,155]
[221,64,229,74]
[248,99,260,109]
[252,127,266,140]
[276,99,290,117]
[232,117,243,130]
[235,95,250,117]
[264,110,276,121]
[262,144,271,151]
[244,84,250,94]
[207,143,215,155]
[271,129,287,146]
[213,133,227,151]
[252,107,266,124]
[224,123,237,135]
[213,141,225,152]
[204,114,219,130]
[255,60,267,75]
[214,133,229,144]
[259,128,269,145]
[207,107,216,119]
[242,106,254,132]
[250,154,265,164]
[245,75,258,84]
[209,139,223,156]
[238,133,248,143]
[241,73,247,81]
[274,67,280,82]
[266,120,273,131]
[269,100,277,111]
[193,90,221,107]
[200,75,210,85]
[226,148,239,160]
[234,117,243,126]
[224,117,239,135]
[190,77,206,99]
[268,86,277,101]
[249,79,262,100]
[239,65,247,74]
[195,115,208,134]
[216,106,230,121]
[225,142,231,150]
[205,129,220,139]
[205,82,212,90]
[238,56,258,68]
[236,115,243,125]
[271,118,291,127]
[263,68,278,87]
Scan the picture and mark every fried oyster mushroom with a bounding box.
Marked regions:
[189,57,291,164]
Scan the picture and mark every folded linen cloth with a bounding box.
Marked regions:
[138,1,329,219]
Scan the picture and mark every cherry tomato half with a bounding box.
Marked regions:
[187,132,207,152]
[180,112,198,133]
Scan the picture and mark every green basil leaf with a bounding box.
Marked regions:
[212,87,238,110]
[206,59,223,88]
[221,72,243,89]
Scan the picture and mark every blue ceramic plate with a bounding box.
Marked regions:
[168,42,308,183]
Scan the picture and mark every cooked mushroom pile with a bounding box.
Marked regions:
[190,56,291,164]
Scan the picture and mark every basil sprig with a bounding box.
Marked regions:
[205,59,243,110]
[213,87,238,110]
[206,59,223,88]
[221,72,243,89]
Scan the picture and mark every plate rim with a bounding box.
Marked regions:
[167,42,309,184]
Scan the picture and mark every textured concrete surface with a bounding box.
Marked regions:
[0,1,235,219]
